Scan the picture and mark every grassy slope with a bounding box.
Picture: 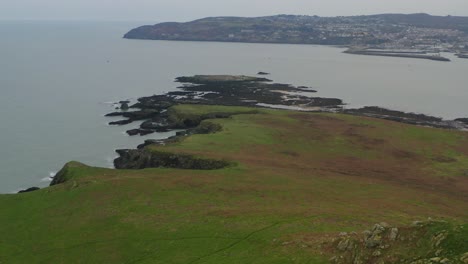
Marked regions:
[0,105,467,263]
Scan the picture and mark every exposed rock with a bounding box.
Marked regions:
[412,221,425,227]
[105,112,125,117]
[114,149,231,170]
[365,223,387,248]
[109,119,132,125]
[106,110,159,123]
[257,72,270,75]
[431,232,448,248]
[141,119,170,130]
[18,187,40,193]
[137,139,166,149]
[297,86,317,92]
[455,118,468,125]
[389,228,399,241]
[329,220,465,264]
[120,102,129,110]
[176,75,272,83]
[337,239,351,251]
[460,252,468,263]
[365,234,383,248]
[126,129,155,136]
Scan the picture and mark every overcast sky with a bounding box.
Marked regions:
[1,0,467,21]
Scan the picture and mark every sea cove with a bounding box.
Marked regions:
[0,21,467,193]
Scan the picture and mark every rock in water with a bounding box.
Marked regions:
[120,102,129,110]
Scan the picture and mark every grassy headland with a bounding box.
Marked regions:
[0,105,467,263]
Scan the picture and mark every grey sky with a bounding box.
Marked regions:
[1,0,467,21]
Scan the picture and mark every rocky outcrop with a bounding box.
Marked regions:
[120,101,130,110]
[126,129,155,136]
[455,118,468,125]
[114,149,231,170]
[111,111,159,119]
[329,220,468,264]
[109,119,133,125]
[345,106,468,130]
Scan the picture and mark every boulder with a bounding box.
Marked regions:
[389,228,399,241]
[120,102,129,110]
[365,224,387,248]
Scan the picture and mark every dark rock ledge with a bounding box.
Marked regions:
[18,187,40,194]
[114,149,231,170]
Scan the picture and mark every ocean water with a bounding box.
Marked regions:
[0,20,467,193]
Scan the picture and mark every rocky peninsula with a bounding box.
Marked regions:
[106,74,467,139]
[104,74,468,172]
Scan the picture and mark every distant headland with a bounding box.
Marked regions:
[124,13,468,60]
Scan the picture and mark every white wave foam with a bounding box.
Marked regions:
[40,172,56,182]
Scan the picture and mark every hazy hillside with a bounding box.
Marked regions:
[124,14,468,47]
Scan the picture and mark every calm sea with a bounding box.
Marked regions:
[0,21,467,193]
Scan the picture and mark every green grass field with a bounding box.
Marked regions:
[0,105,467,263]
